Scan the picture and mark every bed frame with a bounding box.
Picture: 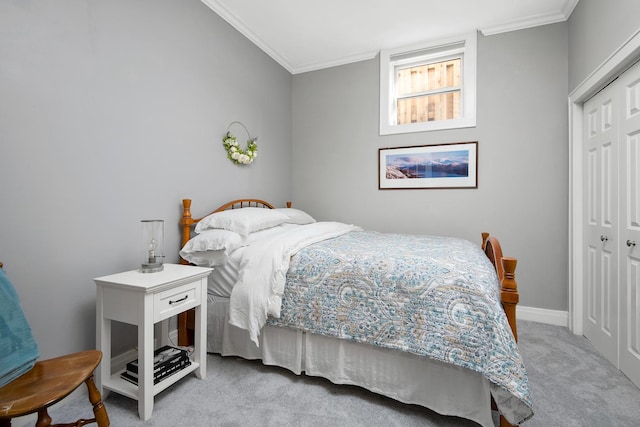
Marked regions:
[178,198,520,427]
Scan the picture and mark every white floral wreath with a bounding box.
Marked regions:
[223,121,257,165]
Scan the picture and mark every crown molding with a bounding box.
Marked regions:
[201,0,380,74]
[200,0,295,73]
[481,0,579,35]
[203,0,581,73]
[561,0,580,18]
[292,51,379,75]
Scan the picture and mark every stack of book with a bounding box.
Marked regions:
[120,345,190,386]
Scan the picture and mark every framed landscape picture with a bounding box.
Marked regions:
[378,141,478,189]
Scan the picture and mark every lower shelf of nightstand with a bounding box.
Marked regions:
[103,361,199,400]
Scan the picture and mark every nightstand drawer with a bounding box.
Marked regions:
[154,280,201,322]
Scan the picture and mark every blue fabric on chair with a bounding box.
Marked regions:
[0,268,39,388]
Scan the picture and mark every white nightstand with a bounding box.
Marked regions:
[94,263,212,420]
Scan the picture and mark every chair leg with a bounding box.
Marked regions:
[35,409,52,427]
[0,418,11,427]
[85,374,109,427]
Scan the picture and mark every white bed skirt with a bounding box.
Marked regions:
[207,294,494,427]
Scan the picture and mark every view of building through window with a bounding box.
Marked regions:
[396,59,461,124]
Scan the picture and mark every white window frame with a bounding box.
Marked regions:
[379,32,477,135]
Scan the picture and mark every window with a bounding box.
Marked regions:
[379,32,477,135]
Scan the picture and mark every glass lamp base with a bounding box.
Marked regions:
[140,263,164,273]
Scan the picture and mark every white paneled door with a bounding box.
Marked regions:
[583,79,619,365]
[583,59,640,387]
[618,64,640,387]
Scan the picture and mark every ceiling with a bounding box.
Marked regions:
[201,0,579,75]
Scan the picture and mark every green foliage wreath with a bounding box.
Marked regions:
[223,122,257,165]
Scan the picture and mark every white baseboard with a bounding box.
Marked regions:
[111,329,181,373]
[517,305,569,327]
[111,346,138,374]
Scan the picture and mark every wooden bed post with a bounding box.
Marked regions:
[500,257,519,342]
[180,199,194,265]
[481,233,519,342]
[178,199,195,346]
[499,259,519,427]
[482,233,520,427]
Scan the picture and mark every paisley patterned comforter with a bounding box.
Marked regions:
[266,229,533,424]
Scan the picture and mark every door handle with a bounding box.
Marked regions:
[627,240,637,247]
[600,235,608,242]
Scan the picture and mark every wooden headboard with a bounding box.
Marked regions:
[180,198,277,263]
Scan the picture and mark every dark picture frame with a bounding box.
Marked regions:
[378,141,478,189]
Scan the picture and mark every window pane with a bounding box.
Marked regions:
[397,59,461,96]
[397,91,460,124]
[380,32,476,134]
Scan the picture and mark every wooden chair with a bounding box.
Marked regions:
[0,263,110,427]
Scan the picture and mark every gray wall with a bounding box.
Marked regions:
[0,0,292,358]
[568,0,640,92]
[292,24,569,312]
[6,0,636,360]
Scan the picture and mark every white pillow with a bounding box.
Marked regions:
[194,207,288,236]
[180,250,227,267]
[275,208,316,225]
[179,229,244,266]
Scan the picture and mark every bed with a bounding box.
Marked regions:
[177,198,533,427]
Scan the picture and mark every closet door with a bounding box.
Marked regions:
[583,83,619,365]
[619,60,640,386]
